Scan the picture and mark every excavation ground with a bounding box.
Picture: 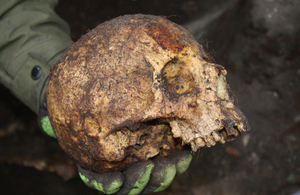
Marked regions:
[0,0,299,195]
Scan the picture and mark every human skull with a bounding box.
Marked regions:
[47,14,250,173]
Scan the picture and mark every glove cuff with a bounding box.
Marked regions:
[38,108,56,138]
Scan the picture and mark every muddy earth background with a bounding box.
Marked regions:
[1,0,299,194]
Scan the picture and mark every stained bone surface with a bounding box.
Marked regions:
[47,14,250,173]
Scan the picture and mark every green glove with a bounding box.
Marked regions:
[77,151,192,195]
[116,161,155,195]
[77,165,124,194]
[38,109,56,139]
[141,151,193,194]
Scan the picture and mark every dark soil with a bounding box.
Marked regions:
[1,0,299,194]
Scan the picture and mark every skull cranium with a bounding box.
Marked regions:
[47,14,250,173]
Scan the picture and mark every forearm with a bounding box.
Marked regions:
[0,0,72,114]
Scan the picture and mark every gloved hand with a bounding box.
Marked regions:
[77,151,192,195]
[38,110,192,195]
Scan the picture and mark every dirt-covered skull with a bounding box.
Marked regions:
[47,14,250,173]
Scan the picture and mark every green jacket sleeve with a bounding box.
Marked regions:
[0,0,73,114]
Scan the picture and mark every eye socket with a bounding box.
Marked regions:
[162,59,195,94]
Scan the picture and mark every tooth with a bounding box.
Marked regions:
[207,139,216,147]
[233,128,240,137]
[227,126,240,137]
[212,131,221,142]
[195,137,205,148]
[237,123,246,132]
[190,141,197,152]
[204,136,216,147]
[219,136,226,144]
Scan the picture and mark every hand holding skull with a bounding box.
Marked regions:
[44,14,249,194]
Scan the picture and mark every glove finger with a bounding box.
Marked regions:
[141,158,176,194]
[38,109,56,138]
[171,150,193,176]
[77,164,124,194]
[116,161,154,195]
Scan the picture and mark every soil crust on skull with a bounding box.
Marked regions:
[0,0,299,195]
[47,13,249,172]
